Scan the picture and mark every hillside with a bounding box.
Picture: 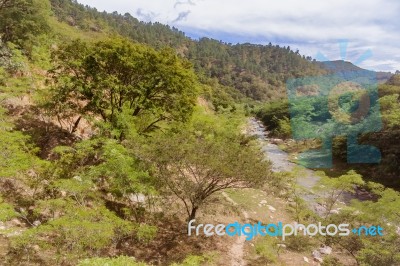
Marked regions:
[49,0,326,101]
[1,1,400,266]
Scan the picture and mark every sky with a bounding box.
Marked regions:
[77,0,400,72]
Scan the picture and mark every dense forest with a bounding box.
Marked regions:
[1,0,400,265]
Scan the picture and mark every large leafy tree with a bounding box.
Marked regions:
[47,38,198,135]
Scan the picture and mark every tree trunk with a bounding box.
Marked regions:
[188,206,198,221]
[71,116,82,134]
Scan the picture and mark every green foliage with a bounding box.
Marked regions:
[380,93,400,129]
[255,100,290,138]
[135,224,157,243]
[189,38,325,100]
[47,38,198,136]
[0,197,18,221]
[49,0,325,101]
[0,121,40,178]
[274,116,292,138]
[285,234,314,252]
[353,182,400,224]
[314,177,400,266]
[283,169,317,223]
[356,236,400,266]
[145,110,271,220]
[321,256,344,266]
[317,170,364,217]
[78,256,148,266]
[49,138,155,211]
[49,139,102,180]
[2,0,400,264]
[87,139,154,197]
[254,236,279,263]
[12,206,134,262]
[0,41,27,75]
[171,253,217,266]
[0,0,51,50]
[319,170,364,193]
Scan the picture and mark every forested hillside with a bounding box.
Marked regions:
[1,1,400,266]
[49,0,326,101]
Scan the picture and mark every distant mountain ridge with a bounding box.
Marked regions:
[319,60,393,83]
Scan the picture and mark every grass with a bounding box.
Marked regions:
[48,17,109,42]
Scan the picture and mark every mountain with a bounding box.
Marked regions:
[319,60,393,84]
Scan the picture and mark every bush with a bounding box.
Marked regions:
[254,236,279,263]
[78,256,147,266]
[171,253,217,266]
[0,197,18,222]
[11,206,134,263]
[321,256,344,266]
[285,234,314,252]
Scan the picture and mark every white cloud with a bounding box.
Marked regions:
[77,0,400,72]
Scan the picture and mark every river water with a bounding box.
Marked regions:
[247,117,326,214]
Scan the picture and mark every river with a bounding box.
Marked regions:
[247,117,331,215]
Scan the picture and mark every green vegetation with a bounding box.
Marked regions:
[0,0,399,265]
[46,38,198,136]
[0,0,51,51]
[0,0,273,264]
[257,72,400,187]
[48,0,326,101]
[78,256,147,266]
[145,111,271,220]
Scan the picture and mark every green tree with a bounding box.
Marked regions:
[47,38,198,136]
[145,116,271,221]
[317,170,364,218]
